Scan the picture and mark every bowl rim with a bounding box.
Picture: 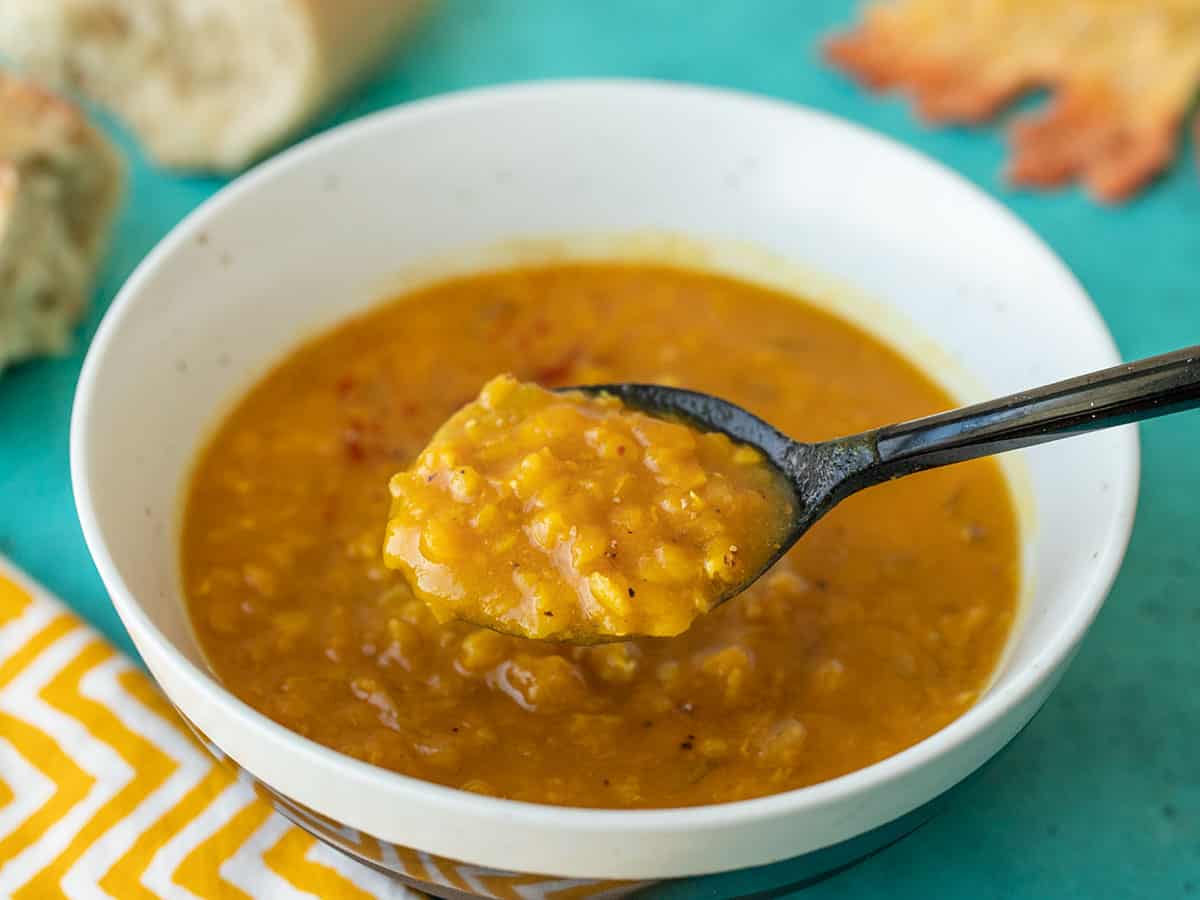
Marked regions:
[71,77,1140,837]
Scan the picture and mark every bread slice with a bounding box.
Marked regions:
[0,0,429,172]
[0,72,123,372]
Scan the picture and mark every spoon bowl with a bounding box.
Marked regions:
[563,382,875,616]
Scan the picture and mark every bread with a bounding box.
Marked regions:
[0,0,429,172]
[0,72,123,373]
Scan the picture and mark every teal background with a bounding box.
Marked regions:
[1,2,1196,896]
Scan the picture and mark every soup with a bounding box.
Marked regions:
[383,374,794,641]
[182,263,1019,809]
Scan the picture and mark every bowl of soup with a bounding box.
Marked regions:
[71,80,1137,896]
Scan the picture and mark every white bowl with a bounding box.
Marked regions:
[71,80,1137,891]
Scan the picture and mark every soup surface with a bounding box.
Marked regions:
[183,263,1019,809]
[383,374,793,641]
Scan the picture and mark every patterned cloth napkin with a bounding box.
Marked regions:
[0,557,421,899]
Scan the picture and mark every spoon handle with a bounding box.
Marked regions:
[868,345,1200,478]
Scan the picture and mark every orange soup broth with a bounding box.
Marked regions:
[182,263,1020,809]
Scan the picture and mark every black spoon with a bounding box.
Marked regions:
[570,345,1200,610]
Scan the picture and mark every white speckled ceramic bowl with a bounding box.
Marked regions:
[71,81,1137,897]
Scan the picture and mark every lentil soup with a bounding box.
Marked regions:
[182,263,1019,809]
[383,374,794,641]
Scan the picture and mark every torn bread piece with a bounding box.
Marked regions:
[0,0,429,173]
[826,0,1200,202]
[0,72,123,373]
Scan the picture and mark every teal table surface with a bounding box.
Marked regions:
[1,2,1196,897]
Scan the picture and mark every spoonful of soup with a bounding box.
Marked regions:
[385,346,1200,642]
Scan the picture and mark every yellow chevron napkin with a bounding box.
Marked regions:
[0,557,423,899]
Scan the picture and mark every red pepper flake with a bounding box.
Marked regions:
[335,374,356,398]
[529,347,582,386]
[617,445,626,456]
[343,426,366,462]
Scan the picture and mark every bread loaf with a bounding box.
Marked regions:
[0,72,123,372]
[0,0,429,172]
